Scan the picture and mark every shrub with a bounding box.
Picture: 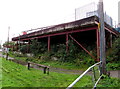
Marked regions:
[110,36,120,61]
[19,45,27,54]
[29,40,47,56]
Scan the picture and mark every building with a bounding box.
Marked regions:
[118,1,120,27]
[12,16,119,61]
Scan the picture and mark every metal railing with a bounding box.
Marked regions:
[66,61,102,89]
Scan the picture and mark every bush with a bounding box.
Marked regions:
[19,45,27,54]
[110,36,120,61]
[29,40,47,56]
[106,35,120,70]
[107,63,120,70]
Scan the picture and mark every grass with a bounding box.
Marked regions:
[0,57,2,89]
[35,61,88,70]
[97,75,120,88]
[1,57,92,88]
[8,52,88,70]
[1,56,120,88]
[106,62,120,71]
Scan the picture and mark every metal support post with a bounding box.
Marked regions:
[66,33,69,53]
[110,33,112,48]
[96,29,100,61]
[48,36,50,52]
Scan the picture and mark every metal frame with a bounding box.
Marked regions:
[19,26,98,41]
[66,33,69,52]
[66,61,102,89]
[69,34,96,60]
[48,36,50,52]
[96,28,100,61]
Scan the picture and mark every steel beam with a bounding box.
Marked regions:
[66,33,69,52]
[96,29,100,61]
[105,27,118,36]
[69,35,96,60]
[20,26,97,41]
[110,33,112,48]
[48,36,50,52]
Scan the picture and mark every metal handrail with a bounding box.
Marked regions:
[93,74,103,89]
[66,61,102,89]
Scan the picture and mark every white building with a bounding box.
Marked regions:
[118,1,120,27]
[75,2,113,27]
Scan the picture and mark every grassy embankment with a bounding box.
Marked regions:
[1,57,120,88]
[1,58,92,87]
[8,52,88,70]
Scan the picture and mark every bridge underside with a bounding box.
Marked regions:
[12,16,119,61]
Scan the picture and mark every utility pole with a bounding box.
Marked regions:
[6,26,10,60]
[98,0,106,74]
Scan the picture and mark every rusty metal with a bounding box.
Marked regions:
[69,35,96,60]
[48,36,50,52]
[96,29,100,61]
[66,33,69,52]
[14,26,98,41]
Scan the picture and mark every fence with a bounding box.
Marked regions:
[66,61,102,89]
[75,2,114,27]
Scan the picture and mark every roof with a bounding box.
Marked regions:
[12,16,119,41]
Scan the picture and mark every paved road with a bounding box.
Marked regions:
[110,70,120,78]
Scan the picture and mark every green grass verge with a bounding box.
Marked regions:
[2,58,92,87]
[8,52,88,70]
[0,57,2,89]
[97,75,120,88]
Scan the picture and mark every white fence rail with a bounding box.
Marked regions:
[66,61,102,89]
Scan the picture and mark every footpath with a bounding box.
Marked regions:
[0,52,119,78]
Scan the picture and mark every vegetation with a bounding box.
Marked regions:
[106,36,120,70]
[8,51,88,70]
[109,36,120,60]
[18,39,95,69]
[0,57,2,89]
[97,75,120,87]
[2,58,92,87]
[9,35,120,71]
[1,57,120,88]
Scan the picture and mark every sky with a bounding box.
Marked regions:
[0,0,119,44]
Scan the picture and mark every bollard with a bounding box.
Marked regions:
[47,67,49,75]
[43,67,47,74]
[6,53,8,60]
[28,62,30,70]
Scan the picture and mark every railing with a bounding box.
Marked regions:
[66,61,102,89]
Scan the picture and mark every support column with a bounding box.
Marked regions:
[110,33,112,48]
[28,40,30,53]
[17,41,18,51]
[48,36,50,52]
[96,29,100,61]
[66,33,69,52]
[27,40,30,53]
[69,35,96,60]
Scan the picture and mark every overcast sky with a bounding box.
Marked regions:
[0,0,119,44]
